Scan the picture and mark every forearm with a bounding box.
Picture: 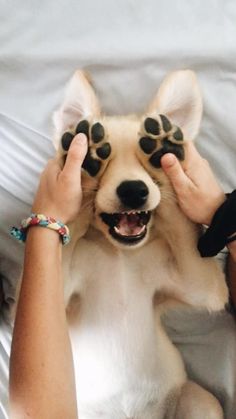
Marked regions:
[0,278,3,310]
[227,241,236,308]
[9,227,77,419]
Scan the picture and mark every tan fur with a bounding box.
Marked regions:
[54,70,227,418]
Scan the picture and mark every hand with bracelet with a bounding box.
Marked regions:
[9,133,87,419]
[161,141,236,306]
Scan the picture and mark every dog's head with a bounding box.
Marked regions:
[53,70,202,249]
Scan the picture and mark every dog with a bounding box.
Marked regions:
[53,70,228,419]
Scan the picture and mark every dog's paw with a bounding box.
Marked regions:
[61,120,112,177]
[138,115,185,169]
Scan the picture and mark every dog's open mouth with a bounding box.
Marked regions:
[100,211,151,244]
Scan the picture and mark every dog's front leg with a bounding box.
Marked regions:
[174,381,223,419]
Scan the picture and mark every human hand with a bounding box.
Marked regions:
[161,142,226,225]
[32,133,88,224]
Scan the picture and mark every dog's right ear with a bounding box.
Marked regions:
[146,70,202,140]
[53,70,100,147]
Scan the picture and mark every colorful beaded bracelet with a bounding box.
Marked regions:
[11,214,70,245]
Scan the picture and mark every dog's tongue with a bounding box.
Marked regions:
[117,213,144,236]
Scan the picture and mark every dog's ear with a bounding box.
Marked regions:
[53,70,100,146]
[146,70,202,139]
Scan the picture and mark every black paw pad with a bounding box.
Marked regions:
[144,117,160,135]
[148,139,185,169]
[91,122,105,143]
[139,137,156,154]
[160,114,172,132]
[96,142,111,159]
[81,120,110,177]
[162,139,185,160]
[61,119,111,178]
[172,127,183,141]
[76,120,90,137]
[82,153,102,177]
[61,132,74,151]
[138,114,186,171]
[149,150,164,168]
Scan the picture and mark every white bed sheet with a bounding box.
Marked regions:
[0,1,236,418]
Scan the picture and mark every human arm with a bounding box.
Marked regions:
[161,142,236,306]
[0,277,3,309]
[227,241,236,306]
[9,134,87,419]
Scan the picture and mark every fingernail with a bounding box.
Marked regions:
[75,133,87,144]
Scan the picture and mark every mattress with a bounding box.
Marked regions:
[0,1,236,417]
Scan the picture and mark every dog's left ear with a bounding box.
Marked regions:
[146,70,202,139]
[53,70,100,147]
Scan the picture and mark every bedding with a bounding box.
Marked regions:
[0,1,236,418]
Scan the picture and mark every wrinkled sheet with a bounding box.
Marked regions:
[0,1,236,417]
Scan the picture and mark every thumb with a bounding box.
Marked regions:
[161,153,192,194]
[62,133,88,180]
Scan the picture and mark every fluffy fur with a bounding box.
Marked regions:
[54,70,227,419]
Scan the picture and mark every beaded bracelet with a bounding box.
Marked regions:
[11,214,70,245]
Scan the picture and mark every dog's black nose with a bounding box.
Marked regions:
[116,180,149,209]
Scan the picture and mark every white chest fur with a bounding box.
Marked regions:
[63,228,227,418]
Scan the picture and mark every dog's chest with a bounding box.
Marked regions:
[65,235,185,417]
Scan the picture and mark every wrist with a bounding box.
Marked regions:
[26,225,62,244]
[31,206,67,224]
[204,194,226,226]
[228,240,236,263]
[198,190,236,257]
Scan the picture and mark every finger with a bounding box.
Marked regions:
[62,134,88,180]
[183,141,203,169]
[161,153,192,193]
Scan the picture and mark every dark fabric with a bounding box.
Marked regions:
[198,190,236,257]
